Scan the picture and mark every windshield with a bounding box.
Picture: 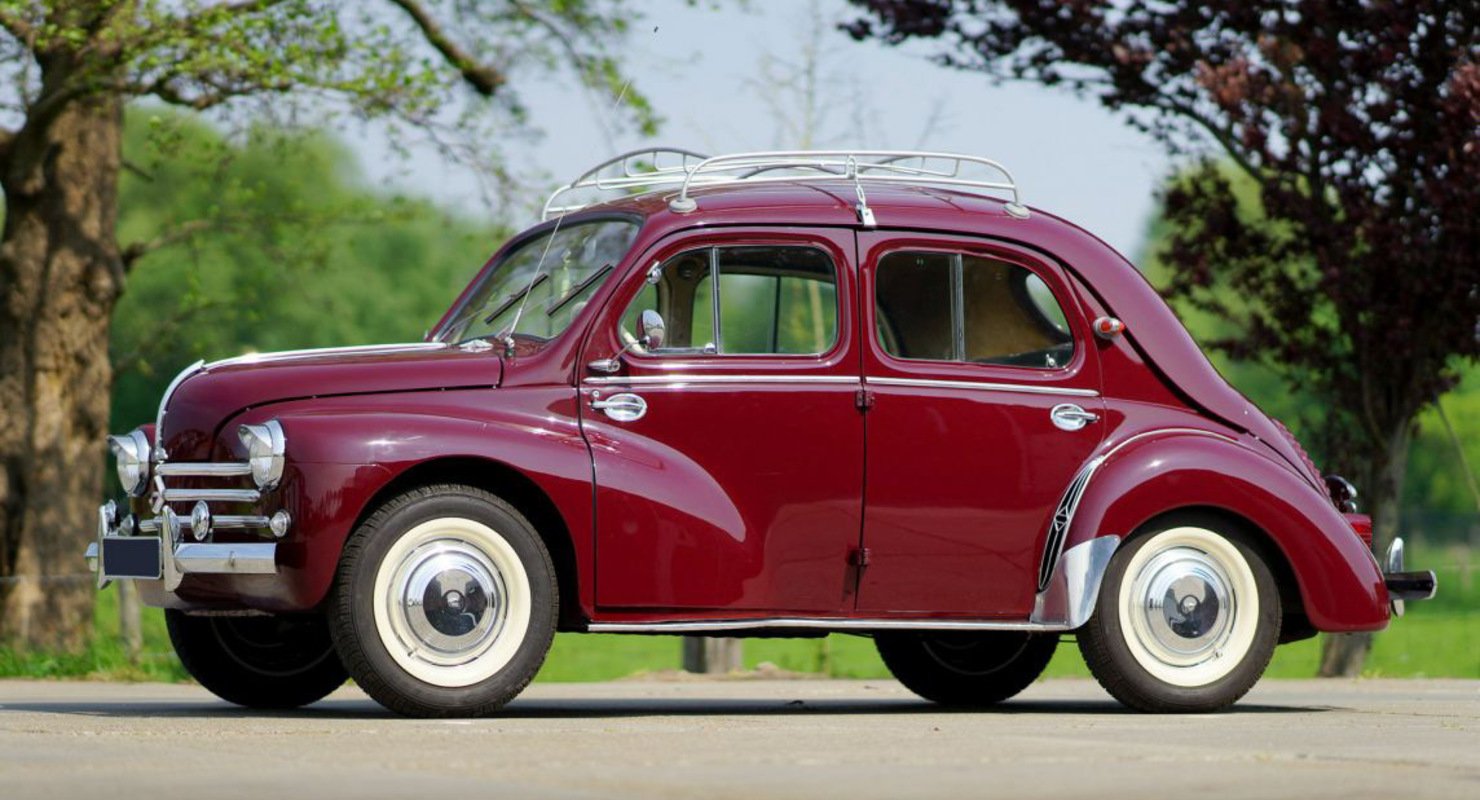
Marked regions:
[437,218,639,345]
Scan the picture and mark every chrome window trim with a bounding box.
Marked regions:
[866,376,1098,397]
[584,375,860,387]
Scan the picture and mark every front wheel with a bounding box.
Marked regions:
[166,610,347,709]
[1077,514,1281,713]
[329,484,557,717]
[875,630,1058,707]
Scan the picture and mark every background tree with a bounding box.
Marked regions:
[844,0,1480,674]
[0,0,654,649]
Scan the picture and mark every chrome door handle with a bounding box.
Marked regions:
[589,391,648,422]
[1050,403,1099,431]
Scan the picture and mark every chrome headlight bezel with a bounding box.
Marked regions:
[236,420,286,490]
[108,429,151,496]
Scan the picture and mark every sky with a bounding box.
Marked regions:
[356,0,1174,261]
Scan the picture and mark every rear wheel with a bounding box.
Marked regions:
[1077,513,1281,712]
[875,630,1058,707]
[166,610,347,709]
[329,484,557,717]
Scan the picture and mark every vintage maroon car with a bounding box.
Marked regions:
[88,149,1433,716]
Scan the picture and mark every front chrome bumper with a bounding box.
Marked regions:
[86,499,279,591]
[1382,537,1437,617]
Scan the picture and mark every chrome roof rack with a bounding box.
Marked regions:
[542,148,1030,225]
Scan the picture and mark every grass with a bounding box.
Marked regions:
[4,543,1475,683]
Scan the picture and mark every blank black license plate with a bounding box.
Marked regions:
[102,537,162,580]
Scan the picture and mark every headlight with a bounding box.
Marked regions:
[108,430,151,496]
[236,420,286,490]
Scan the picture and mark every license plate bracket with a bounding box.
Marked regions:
[102,536,162,580]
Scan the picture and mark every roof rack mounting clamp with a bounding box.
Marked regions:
[668,196,698,214]
[1003,201,1030,219]
[848,156,877,228]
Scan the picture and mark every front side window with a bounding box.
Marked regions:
[620,245,838,356]
[875,251,1075,369]
[438,218,639,344]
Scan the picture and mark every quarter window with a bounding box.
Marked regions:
[875,251,1075,369]
[620,245,838,356]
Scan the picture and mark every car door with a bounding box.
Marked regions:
[856,232,1105,617]
[579,228,864,614]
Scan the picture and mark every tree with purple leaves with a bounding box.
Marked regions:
[844,0,1479,675]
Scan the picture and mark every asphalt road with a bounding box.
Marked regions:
[1,677,1476,799]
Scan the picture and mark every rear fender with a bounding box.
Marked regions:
[1060,430,1388,632]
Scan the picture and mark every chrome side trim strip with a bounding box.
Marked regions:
[157,462,253,477]
[162,488,261,503]
[584,375,860,387]
[588,617,1061,634]
[205,342,448,370]
[867,376,1099,397]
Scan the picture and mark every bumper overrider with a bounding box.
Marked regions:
[1382,537,1437,617]
[85,419,291,592]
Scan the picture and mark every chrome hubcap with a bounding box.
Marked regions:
[1129,546,1236,667]
[389,539,508,667]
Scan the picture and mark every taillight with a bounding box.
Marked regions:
[1345,513,1373,548]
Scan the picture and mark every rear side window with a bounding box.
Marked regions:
[875,251,1075,369]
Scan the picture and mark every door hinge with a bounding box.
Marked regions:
[854,388,875,412]
[848,546,871,567]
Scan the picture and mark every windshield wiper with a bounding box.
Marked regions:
[484,273,550,327]
[544,264,613,317]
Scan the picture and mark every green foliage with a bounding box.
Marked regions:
[110,109,506,432]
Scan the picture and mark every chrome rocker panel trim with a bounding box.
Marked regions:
[589,536,1122,634]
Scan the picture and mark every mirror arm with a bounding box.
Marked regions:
[587,336,649,374]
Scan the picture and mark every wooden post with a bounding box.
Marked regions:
[682,636,742,674]
[117,582,142,662]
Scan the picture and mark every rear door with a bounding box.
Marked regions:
[856,232,1105,617]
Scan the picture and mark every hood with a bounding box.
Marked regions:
[157,343,502,461]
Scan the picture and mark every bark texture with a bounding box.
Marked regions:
[0,79,124,648]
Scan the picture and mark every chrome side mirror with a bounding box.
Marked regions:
[639,309,665,350]
[587,310,668,374]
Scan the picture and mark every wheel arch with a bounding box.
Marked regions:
[1115,505,1312,643]
[1056,430,1387,633]
[356,456,586,631]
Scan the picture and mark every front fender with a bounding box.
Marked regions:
[154,388,593,613]
[1063,430,1388,632]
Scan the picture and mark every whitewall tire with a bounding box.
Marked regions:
[330,484,557,717]
[1078,513,1281,713]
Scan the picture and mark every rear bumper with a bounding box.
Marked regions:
[1383,537,1436,617]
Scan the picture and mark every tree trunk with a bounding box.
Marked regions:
[0,87,125,649]
[682,637,743,674]
[1318,421,1412,677]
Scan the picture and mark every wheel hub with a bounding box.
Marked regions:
[392,541,507,666]
[1131,546,1236,667]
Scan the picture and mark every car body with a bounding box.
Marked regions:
[88,149,1434,716]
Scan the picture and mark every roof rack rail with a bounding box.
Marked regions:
[542,148,1030,224]
[542,147,712,220]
